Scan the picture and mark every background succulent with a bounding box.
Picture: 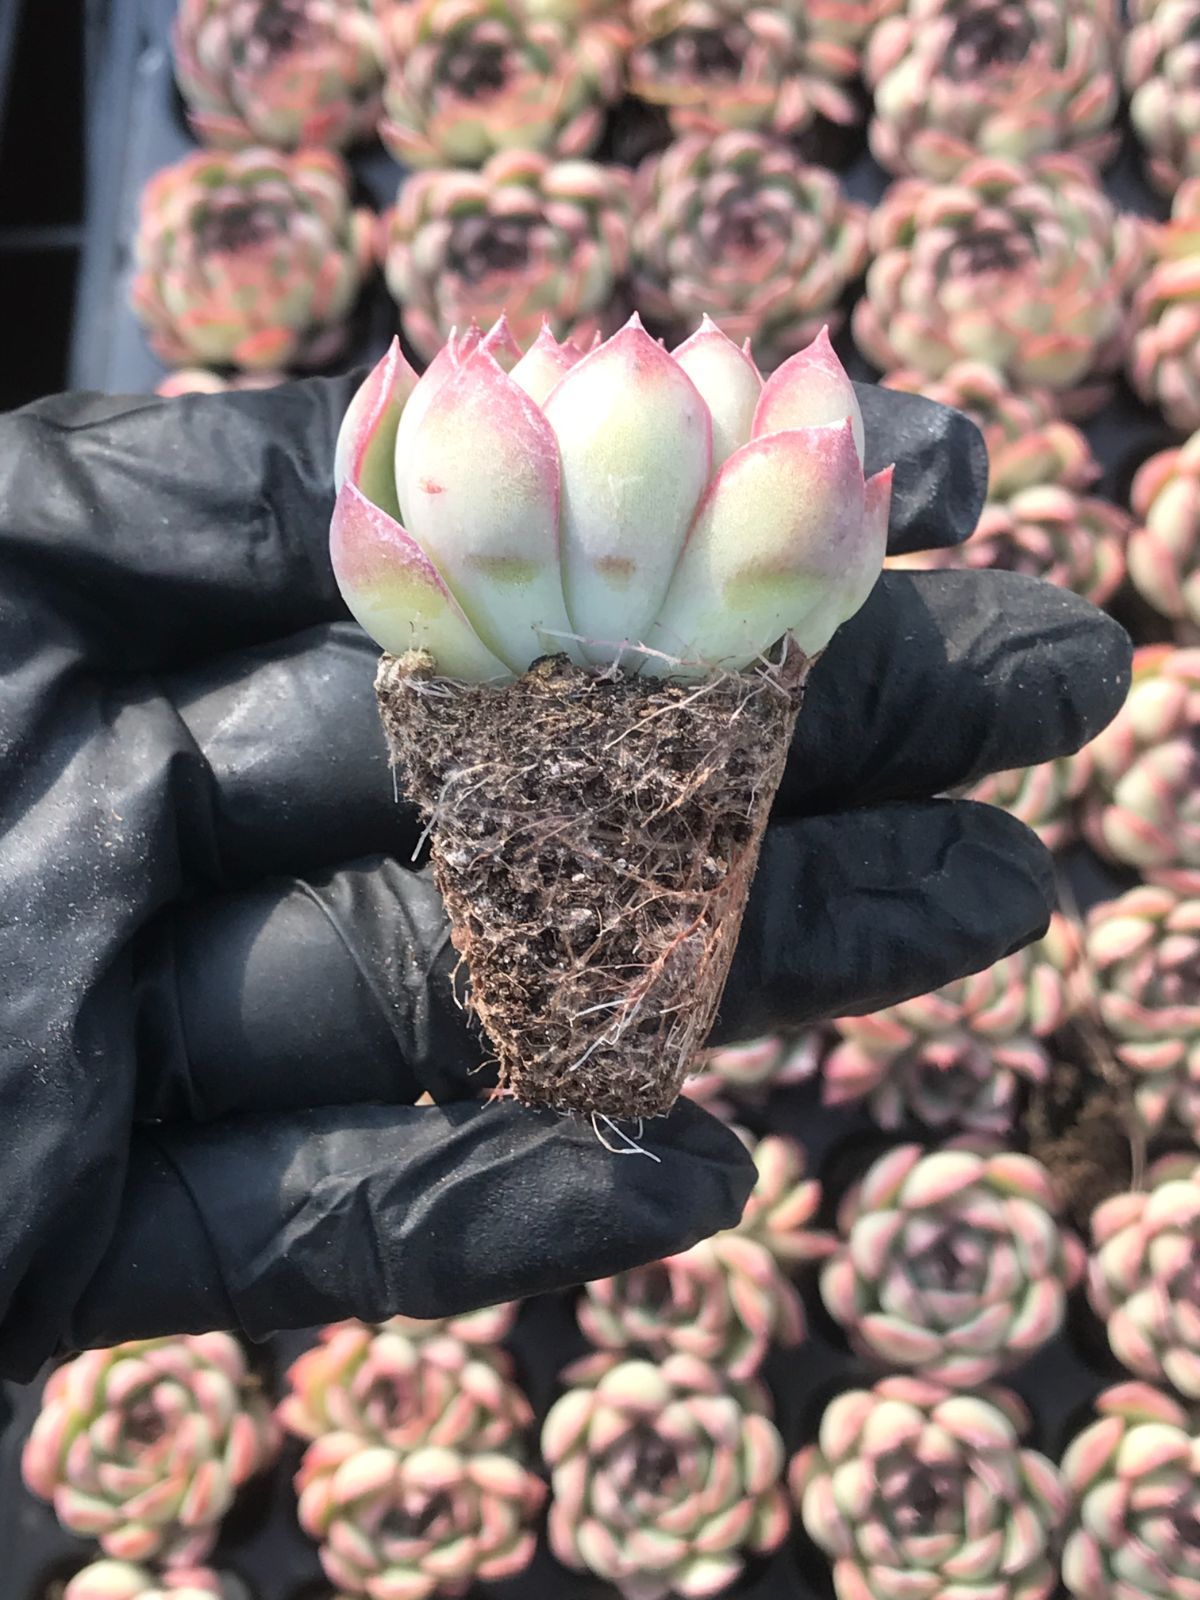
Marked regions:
[64,1564,249,1600]
[632,131,868,370]
[21,1335,279,1565]
[154,368,287,395]
[794,1375,1066,1600]
[885,361,1129,602]
[130,148,373,371]
[1086,881,1200,1139]
[542,1351,790,1598]
[684,1029,826,1106]
[1081,645,1200,880]
[853,154,1145,416]
[379,0,625,168]
[1130,434,1200,638]
[865,0,1121,181]
[821,1143,1083,1385]
[1125,0,1200,196]
[578,1130,831,1378]
[1130,179,1200,431]
[380,151,632,360]
[1061,1381,1200,1598]
[172,0,384,150]
[295,1433,545,1598]
[959,755,1092,853]
[824,915,1082,1135]
[278,1318,533,1452]
[1089,1154,1200,1397]
[627,0,861,140]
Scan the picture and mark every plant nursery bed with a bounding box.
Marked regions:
[9,5,1191,1600]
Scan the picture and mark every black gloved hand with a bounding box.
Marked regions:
[0,378,1129,1382]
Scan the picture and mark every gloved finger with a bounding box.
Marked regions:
[854,382,987,554]
[775,569,1132,816]
[134,797,1051,1120]
[64,1099,756,1352]
[712,799,1054,1044]
[166,620,414,881]
[0,379,357,672]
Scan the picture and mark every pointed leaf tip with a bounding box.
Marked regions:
[753,329,865,462]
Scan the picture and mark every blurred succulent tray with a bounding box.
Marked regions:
[37,4,1200,1599]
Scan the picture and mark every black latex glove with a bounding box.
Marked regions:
[0,378,1129,1382]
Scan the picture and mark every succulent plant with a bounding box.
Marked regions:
[380,151,632,361]
[578,1233,805,1379]
[1129,434,1200,638]
[865,0,1121,181]
[172,0,384,150]
[684,1029,825,1105]
[579,1131,831,1378]
[1060,1381,1200,1597]
[821,1143,1083,1385]
[631,131,868,371]
[627,0,862,139]
[21,1335,279,1565]
[1089,1155,1200,1398]
[853,154,1144,416]
[333,315,890,682]
[296,1433,544,1598]
[131,148,373,371]
[542,1351,790,1598]
[824,914,1082,1135]
[884,362,1129,603]
[64,1564,248,1600]
[278,1319,533,1451]
[1081,646,1200,880]
[794,1375,1067,1600]
[1129,180,1200,431]
[1086,881,1200,1140]
[379,0,624,168]
[960,756,1092,852]
[155,368,287,396]
[1125,0,1200,196]
[385,1303,520,1344]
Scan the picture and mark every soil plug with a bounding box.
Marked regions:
[330,314,892,1117]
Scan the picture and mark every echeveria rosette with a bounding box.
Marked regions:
[578,1234,805,1380]
[961,756,1092,852]
[296,1434,544,1599]
[821,1144,1083,1386]
[1089,1155,1200,1399]
[885,362,1128,605]
[130,147,374,371]
[1060,1382,1200,1598]
[1129,180,1200,431]
[794,1376,1067,1600]
[21,1335,279,1565]
[172,0,384,150]
[278,1319,533,1452]
[64,1565,249,1600]
[628,0,861,140]
[865,0,1121,181]
[824,913,1083,1135]
[579,1131,832,1378]
[379,0,625,168]
[330,317,891,683]
[632,132,868,372]
[1125,0,1200,197]
[541,1351,790,1599]
[1082,646,1200,881]
[1086,882,1200,1141]
[684,1029,827,1108]
[1130,435,1200,639]
[853,155,1145,417]
[381,151,632,362]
